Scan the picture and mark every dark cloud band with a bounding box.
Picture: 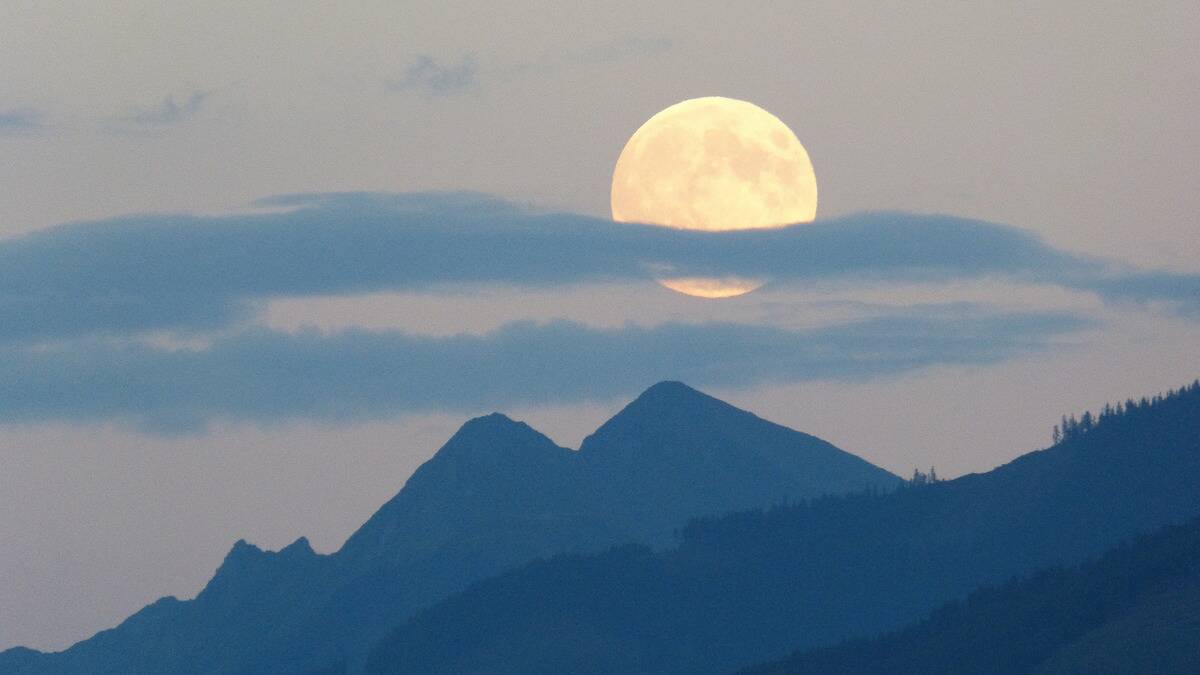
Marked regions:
[2,192,1193,345]
[0,311,1088,432]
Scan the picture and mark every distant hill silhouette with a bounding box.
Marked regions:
[743,514,1200,675]
[364,380,1200,675]
[0,382,898,674]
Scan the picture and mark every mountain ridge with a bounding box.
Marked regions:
[364,379,1200,674]
[0,381,899,674]
[742,513,1200,674]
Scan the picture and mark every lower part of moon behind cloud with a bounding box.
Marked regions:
[658,276,765,299]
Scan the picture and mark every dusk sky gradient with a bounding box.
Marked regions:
[2,0,1198,653]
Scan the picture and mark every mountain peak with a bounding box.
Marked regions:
[584,381,747,444]
[226,538,262,561]
[638,380,707,400]
[458,411,523,432]
[279,536,315,557]
[578,382,900,541]
[337,410,576,564]
[608,380,727,421]
[433,412,560,462]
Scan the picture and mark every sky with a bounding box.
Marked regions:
[2,0,1199,652]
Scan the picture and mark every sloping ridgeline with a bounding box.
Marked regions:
[366,380,1200,675]
[744,513,1200,675]
[0,382,899,674]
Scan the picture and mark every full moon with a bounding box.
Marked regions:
[611,96,817,298]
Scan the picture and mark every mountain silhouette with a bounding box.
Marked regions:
[339,413,602,568]
[744,514,1200,674]
[578,381,898,541]
[364,380,1200,674]
[0,382,898,674]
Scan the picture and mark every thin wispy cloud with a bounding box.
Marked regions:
[0,310,1087,432]
[392,37,670,93]
[113,91,209,130]
[388,55,478,95]
[1,192,1194,346]
[0,107,46,136]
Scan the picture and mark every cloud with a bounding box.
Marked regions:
[1,191,1196,345]
[0,107,46,136]
[0,310,1088,432]
[117,91,209,128]
[388,55,477,95]
[1088,271,1200,318]
[394,37,670,92]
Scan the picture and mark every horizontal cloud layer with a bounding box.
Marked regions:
[0,310,1087,431]
[1,191,1195,345]
[0,107,46,135]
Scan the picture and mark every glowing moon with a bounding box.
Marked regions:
[611,96,817,298]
